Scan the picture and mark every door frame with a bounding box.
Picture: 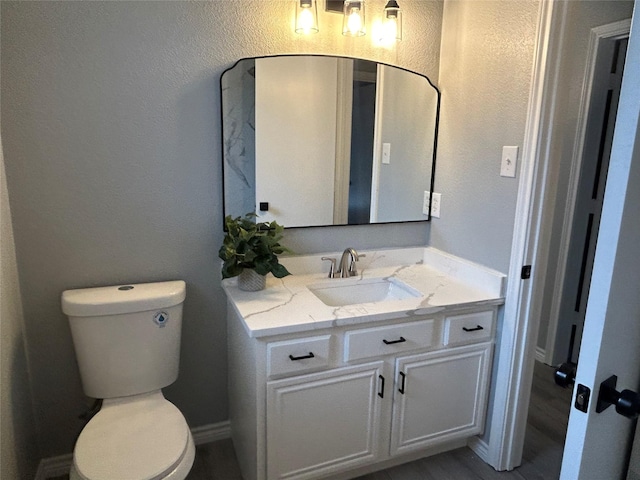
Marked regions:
[334,58,354,225]
[477,0,566,469]
[369,65,385,223]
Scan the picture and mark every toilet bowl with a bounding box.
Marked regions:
[62,281,194,480]
[69,392,195,480]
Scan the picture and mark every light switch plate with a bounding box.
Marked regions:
[501,146,518,177]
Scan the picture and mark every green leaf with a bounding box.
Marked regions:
[271,263,291,279]
[219,212,292,280]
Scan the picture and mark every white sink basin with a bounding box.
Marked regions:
[308,278,421,307]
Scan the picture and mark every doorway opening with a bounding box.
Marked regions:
[546,34,629,369]
[526,21,629,478]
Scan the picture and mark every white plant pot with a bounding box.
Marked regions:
[237,269,266,291]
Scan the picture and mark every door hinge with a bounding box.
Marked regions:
[521,265,532,279]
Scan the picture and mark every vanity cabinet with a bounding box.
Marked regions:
[389,343,492,456]
[266,361,389,480]
[227,305,497,480]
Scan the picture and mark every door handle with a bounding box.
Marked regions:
[378,375,385,398]
[289,352,315,361]
[383,336,406,345]
[462,325,484,332]
[554,362,577,388]
[596,375,640,419]
[398,371,406,394]
[555,325,579,389]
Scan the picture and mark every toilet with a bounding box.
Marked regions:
[62,280,195,480]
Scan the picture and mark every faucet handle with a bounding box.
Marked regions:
[348,253,365,276]
[321,257,337,278]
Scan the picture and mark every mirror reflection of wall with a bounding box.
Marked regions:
[376,64,439,223]
[221,55,440,228]
[256,56,338,227]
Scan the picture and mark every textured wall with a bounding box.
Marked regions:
[1,138,39,478]
[433,0,540,273]
[1,0,443,458]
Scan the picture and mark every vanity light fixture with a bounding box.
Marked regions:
[342,0,366,37]
[295,0,319,34]
[383,0,402,41]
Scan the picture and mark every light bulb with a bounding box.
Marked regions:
[295,0,318,34]
[382,0,402,41]
[342,1,366,36]
[347,8,362,35]
[298,8,314,33]
[384,17,397,40]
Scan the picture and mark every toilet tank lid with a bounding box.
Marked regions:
[61,281,186,317]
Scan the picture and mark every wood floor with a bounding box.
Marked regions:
[54,362,572,480]
[185,361,572,480]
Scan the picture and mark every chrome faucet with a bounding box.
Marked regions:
[338,248,360,278]
[321,248,365,279]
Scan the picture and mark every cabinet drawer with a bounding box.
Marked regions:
[443,310,494,346]
[267,335,332,378]
[345,320,435,362]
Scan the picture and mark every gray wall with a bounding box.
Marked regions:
[432,0,540,274]
[1,138,39,478]
[1,0,443,458]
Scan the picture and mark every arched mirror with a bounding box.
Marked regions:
[221,55,440,228]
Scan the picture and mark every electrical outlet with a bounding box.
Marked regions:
[423,191,441,218]
[431,192,441,218]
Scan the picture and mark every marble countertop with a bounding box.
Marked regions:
[222,247,507,338]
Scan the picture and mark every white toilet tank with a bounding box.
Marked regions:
[62,281,186,399]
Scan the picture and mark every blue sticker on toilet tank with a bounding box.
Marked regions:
[153,311,169,327]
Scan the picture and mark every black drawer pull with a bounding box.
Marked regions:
[383,336,406,345]
[398,371,406,394]
[378,375,385,398]
[462,325,484,332]
[289,352,315,361]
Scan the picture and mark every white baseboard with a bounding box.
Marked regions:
[35,453,73,480]
[535,346,546,364]
[192,420,231,445]
[35,421,231,479]
[468,436,490,463]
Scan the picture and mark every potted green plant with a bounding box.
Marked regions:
[218,213,291,291]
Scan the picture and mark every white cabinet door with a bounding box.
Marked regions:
[267,361,391,480]
[390,343,492,456]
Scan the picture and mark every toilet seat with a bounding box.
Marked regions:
[73,392,191,480]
